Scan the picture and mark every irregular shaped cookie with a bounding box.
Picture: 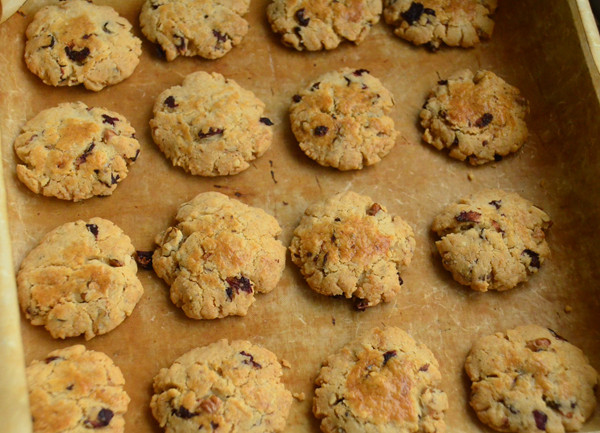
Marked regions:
[151,339,292,432]
[17,218,144,340]
[383,0,497,50]
[314,327,448,433]
[465,325,598,433]
[267,0,381,51]
[420,69,529,165]
[290,191,414,309]
[290,68,397,170]
[24,0,141,91]
[27,345,129,433]
[150,71,273,176]
[152,192,285,319]
[14,102,140,202]
[432,189,551,292]
[140,0,250,60]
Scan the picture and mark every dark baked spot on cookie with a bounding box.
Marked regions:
[367,203,382,216]
[475,113,494,128]
[225,276,253,300]
[108,258,124,267]
[455,211,481,223]
[523,249,540,268]
[198,127,224,139]
[402,2,425,24]
[44,356,63,363]
[314,126,328,136]
[84,408,114,428]
[240,351,262,368]
[547,328,568,342]
[65,46,90,63]
[76,143,95,167]
[172,406,196,419]
[533,410,547,430]
[42,36,55,49]
[354,69,369,76]
[101,114,119,126]
[489,200,502,209]
[102,22,113,34]
[134,251,153,269]
[295,9,310,27]
[211,422,219,430]
[260,117,274,126]
[164,96,178,108]
[382,350,397,366]
[292,94,302,103]
[86,223,99,239]
[213,29,228,43]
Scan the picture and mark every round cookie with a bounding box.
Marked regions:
[465,325,599,433]
[27,345,129,433]
[150,339,293,433]
[150,71,273,176]
[152,192,286,319]
[24,0,141,91]
[267,0,382,51]
[290,68,398,170]
[420,69,529,165]
[140,0,250,61]
[314,327,448,433]
[431,189,552,292]
[289,191,415,309]
[14,102,140,202]
[17,217,144,340]
[383,0,497,50]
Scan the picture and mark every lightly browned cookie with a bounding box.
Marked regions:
[383,0,497,50]
[14,102,140,202]
[139,0,250,60]
[17,218,144,340]
[432,189,551,292]
[465,325,598,433]
[150,339,293,433]
[314,326,448,433]
[267,0,382,51]
[27,345,129,433]
[152,192,286,319]
[150,71,273,176]
[420,69,529,165]
[290,68,398,170]
[290,191,415,309]
[24,0,141,91]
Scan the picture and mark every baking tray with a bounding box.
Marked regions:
[1,0,600,432]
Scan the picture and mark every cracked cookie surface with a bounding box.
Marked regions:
[290,191,414,309]
[432,189,551,292]
[150,71,273,176]
[290,68,397,170]
[152,192,285,319]
[17,217,143,340]
[24,0,141,91]
[420,69,529,165]
[267,0,382,51]
[151,339,292,433]
[465,325,598,433]
[314,327,448,433]
[27,345,130,433]
[383,0,497,50]
[14,102,140,202]
[140,0,250,60]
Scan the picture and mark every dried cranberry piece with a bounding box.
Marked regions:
[134,251,153,270]
[401,2,425,24]
[172,407,196,419]
[84,408,114,428]
[164,96,177,108]
[174,34,187,51]
[543,396,561,411]
[532,410,547,430]
[102,22,113,34]
[226,276,252,299]
[65,46,90,62]
[314,126,328,136]
[424,7,436,15]
[355,299,369,311]
[455,211,481,223]
[382,350,397,366]
[44,356,63,363]
[240,351,262,368]
[211,422,219,430]
[108,259,123,267]
[475,113,493,127]
[86,223,99,239]
[398,274,404,285]
[260,117,274,126]
[295,9,310,26]
[367,203,382,216]
[489,200,502,209]
[452,136,459,146]
[438,79,448,85]
[523,249,540,268]
[101,114,119,126]
[419,364,430,372]
[311,82,320,90]
[213,29,228,43]
[42,36,55,49]
[292,94,302,103]
[76,143,95,167]
[198,127,224,139]
[353,69,369,76]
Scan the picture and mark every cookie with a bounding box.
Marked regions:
[150,71,273,176]
[152,192,286,319]
[314,327,448,433]
[24,0,141,91]
[383,0,497,50]
[140,0,250,60]
[27,345,129,433]
[465,325,598,433]
[420,69,529,165]
[290,68,397,170]
[14,102,140,202]
[267,0,381,51]
[17,217,144,340]
[150,339,292,433]
[431,189,552,292]
[290,191,415,309]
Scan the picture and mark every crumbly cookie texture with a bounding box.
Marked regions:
[431,189,551,292]
[465,325,599,433]
[152,192,286,319]
[314,327,448,433]
[14,102,140,202]
[27,345,130,433]
[24,0,141,91]
[151,339,293,433]
[290,191,414,309]
[17,218,143,340]
[267,0,382,51]
[383,0,497,50]
[420,69,529,165]
[150,71,273,176]
[290,68,398,170]
[140,0,250,61]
